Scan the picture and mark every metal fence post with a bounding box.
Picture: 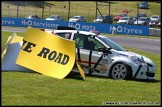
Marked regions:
[42,1,44,19]
[96,1,97,19]
[17,5,19,17]
[68,1,70,21]
[137,3,139,25]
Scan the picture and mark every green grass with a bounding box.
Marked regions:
[102,33,160,39]
[1,31,161,106]
[1,1,161,22]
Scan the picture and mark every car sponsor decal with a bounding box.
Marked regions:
[76,50,105,75]
[76,59,96,64]
[93,54,104,69]
[133,65,142,78]
[100,65,107,71]
[89,54,104,75]
[100,59,109,64]
[100,53,109,64]
[118,53,128,57]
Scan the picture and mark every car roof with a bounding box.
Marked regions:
[139,17,148,18]
[117,13,127,16]
[73,16,83,17]
[53,30,96,35]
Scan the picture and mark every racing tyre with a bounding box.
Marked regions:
[110,63,131,80]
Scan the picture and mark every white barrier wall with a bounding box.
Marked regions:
[2,42,33,72]
[149,28,161,36]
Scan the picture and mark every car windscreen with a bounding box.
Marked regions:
[117,15,123,17]
[73,16,80,19]
[151,16,159,18]
[97,16,106,19]
[28,16,35,18]
[140,2,147,5]
[138,18,147,21]
[120,17,129,20]
[137,14,146,17]
[98,36,126,51]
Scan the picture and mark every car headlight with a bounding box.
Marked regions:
[131,56,145,65]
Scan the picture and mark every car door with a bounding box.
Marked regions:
[73,32,112,75]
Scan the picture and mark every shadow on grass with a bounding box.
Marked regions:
[65,72,161,83]
[2,70,161,83]
[1,70,40,74]
[65,72,85,81]
[65,72,112,81]
[133,79,161,83]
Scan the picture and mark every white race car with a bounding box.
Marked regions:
[45,27,156,80]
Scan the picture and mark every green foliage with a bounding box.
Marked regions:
[103,33,160,39]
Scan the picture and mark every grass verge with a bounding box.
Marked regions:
[1,31,160,106]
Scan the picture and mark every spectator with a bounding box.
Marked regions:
[112,26,117,35]
[155,20,158,29]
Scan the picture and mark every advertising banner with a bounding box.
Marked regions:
[2,17,149,36]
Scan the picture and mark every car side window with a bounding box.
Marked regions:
[55,33,71,39]
[73,33,105,51]
[73,33,85,48]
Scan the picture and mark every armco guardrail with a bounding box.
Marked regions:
[149,28,161,36]
[2,17,149,36]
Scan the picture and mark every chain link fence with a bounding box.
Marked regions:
[1,1,161,28]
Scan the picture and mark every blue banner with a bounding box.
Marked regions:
[2,17,149,36]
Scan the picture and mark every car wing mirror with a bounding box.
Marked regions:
[98,48,112,54]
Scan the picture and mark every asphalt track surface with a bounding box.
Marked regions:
[2,27,161,56]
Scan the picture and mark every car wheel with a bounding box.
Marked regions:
[110,63,131,80]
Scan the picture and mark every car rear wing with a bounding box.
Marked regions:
[89,30,100,35]
[57,26,76,30]
[40,26,76,34]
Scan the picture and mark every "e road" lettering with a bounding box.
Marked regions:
[21,40,70,65]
